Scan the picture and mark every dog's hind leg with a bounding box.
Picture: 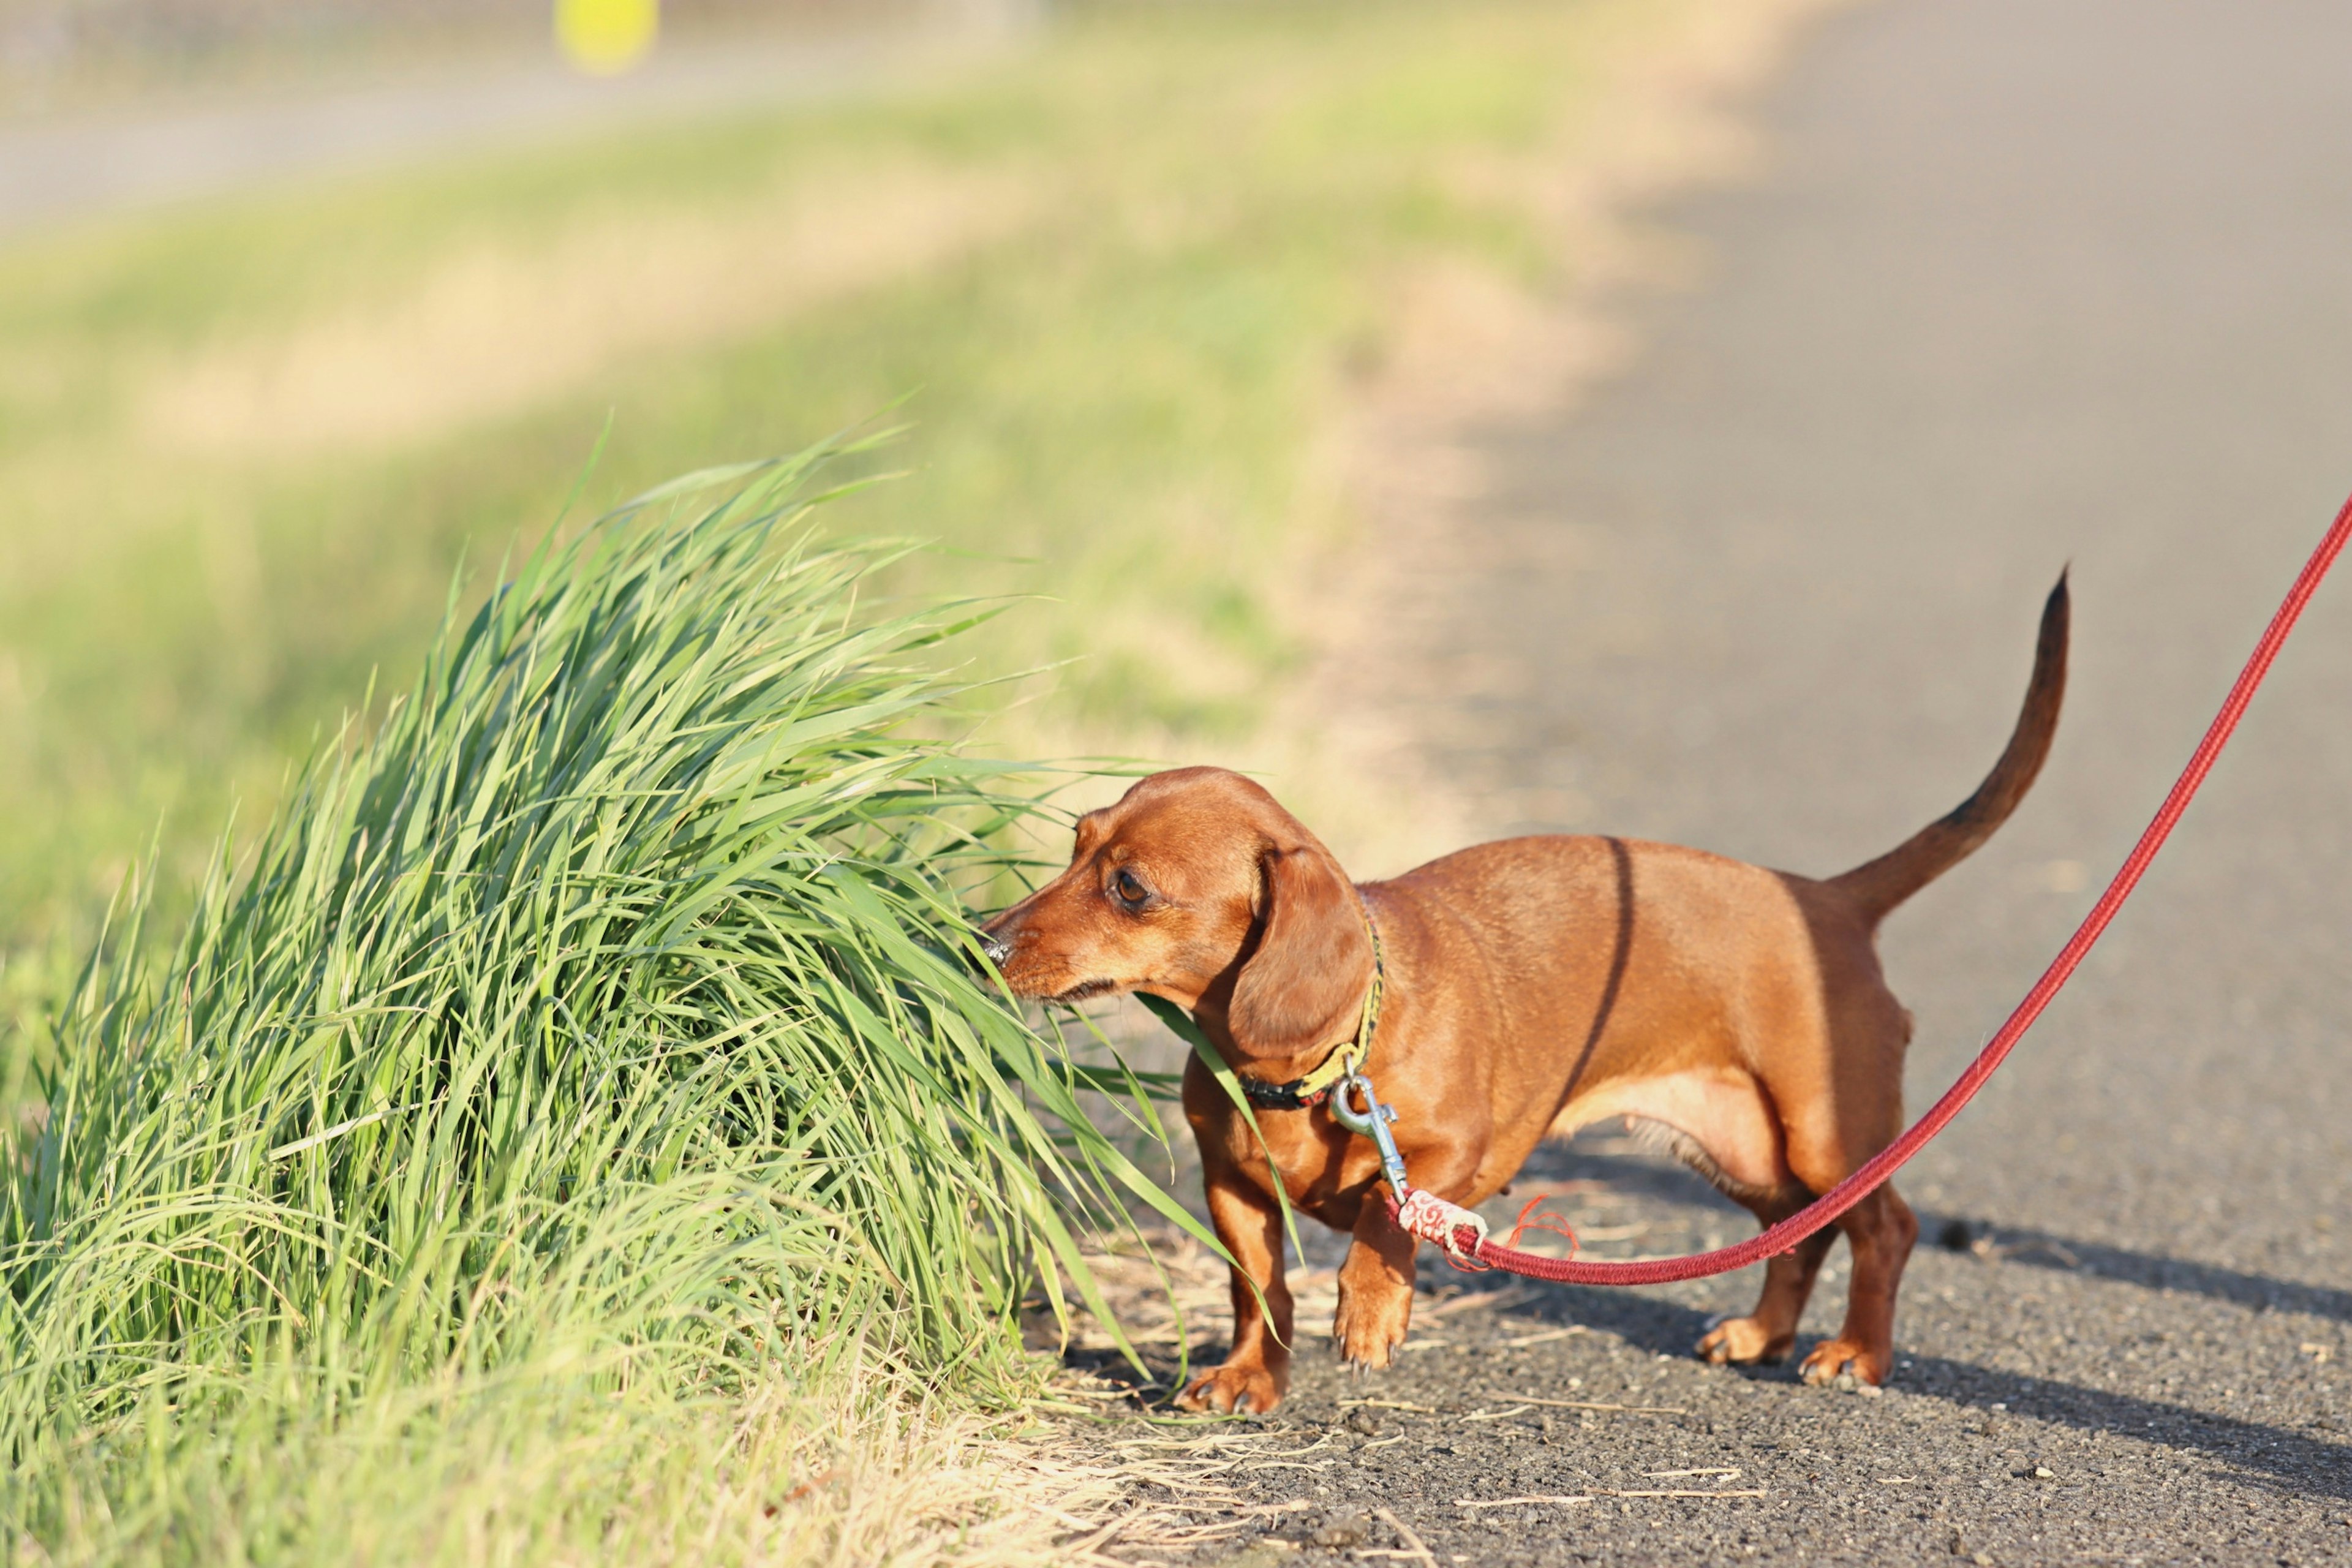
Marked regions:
[1697,1182,1834,1366]
[1796,1182,1918,1387]
[1596,1110,1831,1368]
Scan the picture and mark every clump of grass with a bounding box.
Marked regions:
[0,443,1186,1556]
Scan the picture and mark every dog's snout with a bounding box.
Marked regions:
[976,907,1023,970]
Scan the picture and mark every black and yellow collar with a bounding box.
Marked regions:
[1239,899,1386,1112]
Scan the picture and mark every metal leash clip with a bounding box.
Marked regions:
[1330,1069,1492,1267]
[1329,1070,1410,1201]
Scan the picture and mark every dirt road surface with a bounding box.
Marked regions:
[1098,2,2352,1562]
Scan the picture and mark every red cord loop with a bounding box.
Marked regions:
[1501,1193,1580,1257]
[1384,492,2352,1287]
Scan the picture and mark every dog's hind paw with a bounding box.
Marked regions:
[1697,1316,1793,1366]
[1798,1337,1889,1387]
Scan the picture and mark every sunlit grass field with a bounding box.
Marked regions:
[0,0,1700,968]
[0,1,1789,1557]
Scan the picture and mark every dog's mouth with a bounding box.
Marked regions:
[1046,977,1123,1006]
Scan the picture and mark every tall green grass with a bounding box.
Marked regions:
[0,445,1183,1556]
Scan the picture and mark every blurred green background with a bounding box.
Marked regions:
[0,0,1692,1084]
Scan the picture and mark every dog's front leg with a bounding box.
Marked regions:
[1334,1133,1485,1370]
[1176,1173,1294,1414]
[1333,1198,1417,1371]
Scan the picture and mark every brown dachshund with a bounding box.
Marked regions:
[982,579,2066,1412]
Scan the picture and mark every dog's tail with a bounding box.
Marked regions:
[1829,573,2070,928]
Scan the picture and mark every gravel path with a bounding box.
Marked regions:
[1102,2,2352,1562]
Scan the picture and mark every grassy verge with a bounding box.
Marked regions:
[3,451,1196,1562]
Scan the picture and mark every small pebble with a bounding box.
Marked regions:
[1314,1518,1368,1549]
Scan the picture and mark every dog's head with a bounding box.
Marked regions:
[980,766,1373,1062]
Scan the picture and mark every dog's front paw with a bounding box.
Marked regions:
[1332,1285,1412,1371]
[1798,1337,1890,1387]
[1176,1360,1284,1414]
[1697,1316,1794,1366]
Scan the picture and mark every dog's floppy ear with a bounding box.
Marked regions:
[1226,844,1371,1060]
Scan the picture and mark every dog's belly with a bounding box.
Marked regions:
[1544,1069,1793,1198]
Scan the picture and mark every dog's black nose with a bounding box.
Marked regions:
[979,932,1012,968]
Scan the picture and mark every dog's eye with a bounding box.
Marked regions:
[1112,867,1152,908]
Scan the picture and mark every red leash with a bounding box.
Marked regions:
[1376,492,2352,1286]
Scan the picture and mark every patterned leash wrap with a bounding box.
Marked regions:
[1341,491,2352,1287]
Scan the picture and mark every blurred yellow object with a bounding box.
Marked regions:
[555,0,659,75]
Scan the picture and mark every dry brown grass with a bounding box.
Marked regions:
[727,1387,1240,1568]
[143,161,1033,454]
